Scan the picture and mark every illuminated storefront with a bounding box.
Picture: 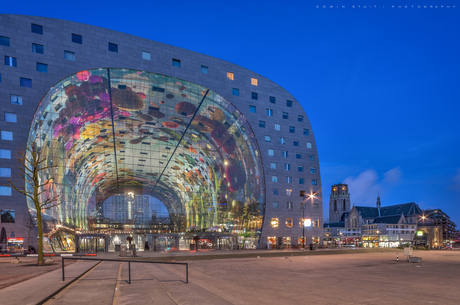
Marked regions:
[27,68,265,251]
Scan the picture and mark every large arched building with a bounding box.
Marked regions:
[0,15,322,252]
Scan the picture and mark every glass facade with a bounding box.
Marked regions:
[27,68,265,249]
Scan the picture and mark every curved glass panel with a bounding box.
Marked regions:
[27,68,265,246]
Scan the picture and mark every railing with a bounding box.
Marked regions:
[61,257,188,284]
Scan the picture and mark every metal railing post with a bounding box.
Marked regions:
[129,261,131,284]
[62,257,65,281]
[186,263,188,284]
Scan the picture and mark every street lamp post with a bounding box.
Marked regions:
[302,192,316,249]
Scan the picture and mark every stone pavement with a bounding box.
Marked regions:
[1,249,459,304]
[0,259,99,305]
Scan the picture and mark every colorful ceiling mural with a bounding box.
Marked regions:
[27,68,265,235]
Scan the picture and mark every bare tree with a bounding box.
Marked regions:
[5,140,58,265]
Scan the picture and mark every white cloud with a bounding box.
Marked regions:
[383,167,402,184]
[343,169,381,206]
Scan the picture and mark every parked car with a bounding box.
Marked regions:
[445,244,453,250]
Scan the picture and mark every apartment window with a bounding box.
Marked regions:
[1,131,13,141]
[1,210,14,223]
[298,166,303,172]
[269,96,276,104]
[271,218,279,228]
[108,43,118,53]
[20,78,32,88]
[64,51,75,61]
[250,106,256,113]
[270,162,277,169]
[273,201,279,208]
[310,167,316,173]
[0,168,11,177]
[0,36,10,47]
[37,63,48,73]
[251,78,258,86]
[307,142,312,149]
[268,149,274,156]
[282,151,288,158]
[267,109,273,116]
[313,203,320,210]
[251,92,258,100]
[284,164,291,171]
[5,56,17,67]
[286,189,293,196]
[300,191,306,198]
[312,179,318,185]
[298,115,304,122]
[227,72,234,80]
[10,95,22,105]
[259,121,265,128]
[232,88,239,96]
[72,34,82,44]
[32,43,44,54]
[5,113,17,123]
[201,65,208,74]
[282,112,288,119]
[31,24,43,34]
[279,137,285,144]
[286,218,293,228]
[172,58,180,67]
[299,178,305,184]
[286,177,292,183]
[293,140,299,147]
[309,155,315,161]
[142,51,151,60]
[303,129,309,136]
[272,176,278,182]
[0,149,11,159]
[274,124,280,131]
[273,189,279,195]
[296,153,302,159]
[289,126,295,133]
[265,135,271,142]
[287,100,293,107]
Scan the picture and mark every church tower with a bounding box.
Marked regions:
[329,184,351,223]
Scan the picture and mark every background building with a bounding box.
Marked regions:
[0,15,322,251]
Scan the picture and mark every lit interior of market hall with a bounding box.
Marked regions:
[28,68,265,252]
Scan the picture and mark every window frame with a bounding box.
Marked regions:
[72,33,83,44]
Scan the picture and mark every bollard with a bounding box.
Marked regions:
[397,253,398,262]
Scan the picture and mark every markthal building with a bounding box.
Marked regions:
[0,15,323,253]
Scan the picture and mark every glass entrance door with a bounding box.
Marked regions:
[78,236,105,253]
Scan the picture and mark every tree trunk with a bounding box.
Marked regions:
[36,211,44,265]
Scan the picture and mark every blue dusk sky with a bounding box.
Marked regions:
[3,1,460,225]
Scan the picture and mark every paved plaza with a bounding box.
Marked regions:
[0,250,459,304]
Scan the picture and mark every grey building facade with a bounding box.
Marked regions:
[0,14,322,251]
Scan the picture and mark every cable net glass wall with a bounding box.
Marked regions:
[27,68,265,243]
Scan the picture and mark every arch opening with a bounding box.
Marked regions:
[27,68,265,250]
